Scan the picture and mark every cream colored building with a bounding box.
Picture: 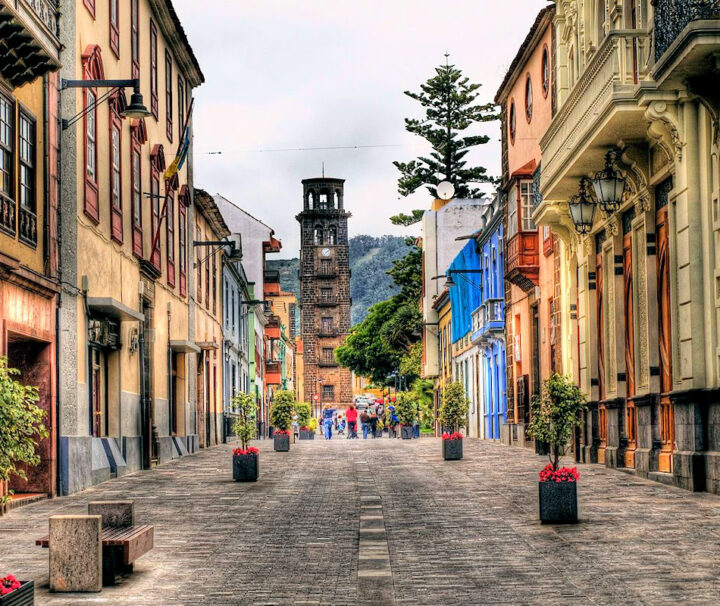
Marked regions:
[58,0,203,494]
[535,1,720,492]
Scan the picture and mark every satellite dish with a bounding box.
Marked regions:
[437,181,455,200]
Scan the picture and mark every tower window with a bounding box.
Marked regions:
[314,225,323,245]
[319,193,328,209]
[326,225,337,245]
[334,191,340,208]
[307,191,314,209]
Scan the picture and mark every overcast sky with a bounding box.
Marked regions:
[174,0,548,258]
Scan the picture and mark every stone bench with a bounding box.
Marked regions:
[36,501,154,591]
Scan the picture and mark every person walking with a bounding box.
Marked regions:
[324,415,333,440]
[370,413,378,438]
[346,405,358,439]
[360,409,370,439]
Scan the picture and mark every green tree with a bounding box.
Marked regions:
[439,381,469,433]
[411,378,435,429]
[387,239,422,300]
[294,401,312,429]
[395,393,418,426]
[527,373,587,471]
[0,357,48,512]
[391,60,497,226]
[270,390,295,432]
[231,391,257,451]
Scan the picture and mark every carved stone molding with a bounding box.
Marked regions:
[606,215,620,237]
[645,101,683,161]
[635,191,652,214]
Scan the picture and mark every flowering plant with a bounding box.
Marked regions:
[442,432,463,441]
[274,429,289,436]
[233,447,259,456]
[0,574,21,596]
[538,464,579,483]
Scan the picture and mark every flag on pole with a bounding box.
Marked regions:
[164,98,194,181]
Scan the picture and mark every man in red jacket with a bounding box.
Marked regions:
[346,405,358,439]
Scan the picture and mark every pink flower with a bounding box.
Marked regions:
[539,463,579,483]
[0,574,22,596]
[233,446,259,456]
[442,432,463,441]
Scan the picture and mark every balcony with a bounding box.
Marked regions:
[318,357,338,368]
[538,31,650,204]
[318,326,339,338]
[316,294,338,307]
[0,0,61,88]
[316,268,338,279]
[0,195,15,237]
[471,299,504,344]
[653,0,720,88]
[265,315,281,340]
[18,206,36,246]
[506,232,538,292]
[265,360,282,385]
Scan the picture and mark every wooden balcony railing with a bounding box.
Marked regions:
[18,206,37,246]
[0,195,16,236]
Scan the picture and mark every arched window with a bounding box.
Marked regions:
[508,100,516,145]
[314,225,323,245]
[326,225,337,245]
[319,190,329,209]
[525,74,533,122]
[307,191,314,209]
[541,46,550,98]
[81,44,104,223]
[334,191,340,208]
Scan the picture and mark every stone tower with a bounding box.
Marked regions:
[296,177,353,410]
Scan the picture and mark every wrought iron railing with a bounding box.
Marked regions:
[654,0,720,61]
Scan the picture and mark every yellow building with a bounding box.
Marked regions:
[266,290,298,396]
[433,289,452,434]
[58,0,203,494]
[0,1,61,501]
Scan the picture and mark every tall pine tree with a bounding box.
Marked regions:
[391,58,497,226]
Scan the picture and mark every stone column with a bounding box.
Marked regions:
[49,515,102,592]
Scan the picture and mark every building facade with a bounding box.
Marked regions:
[0,0,61,501]
[433,290,452,433]
[57,0,203,494]
[297,177,353,410]
[536,2,720,492]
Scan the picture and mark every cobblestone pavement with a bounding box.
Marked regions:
[2,437,720,605]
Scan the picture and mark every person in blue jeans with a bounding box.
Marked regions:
[324,416,333,440]
[360,410,370,439]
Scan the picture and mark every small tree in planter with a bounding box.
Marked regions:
[295,402,314,440]
[439,381,468,460]
[395,393,417,439]
[0,357,47,516]
[231,392,259,482]
[270,390,295,452]
[527,373,587,524]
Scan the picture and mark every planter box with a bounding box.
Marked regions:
[299,429,315,440]
[274,434,290,452]
[539,481,578,524]
[0,581,34,606]
[443,438,463,460]
[233,453,258,482]
[374,430,384,438]
[401,425,414,440]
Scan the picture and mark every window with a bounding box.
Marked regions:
[130,120,145,258]
[326,225,337,245]
[322,348,334,364]
[177,75,185,141]
[18,112,35,245]
[320,258,332,274]
[196,225,202,303]
[205,243,210,309]
[321,316,333,333]
[322,385,334,401]
[109,0,119,57]
[212,255,217,315]
[150,174,160,267]
[307,192,314,209]
[520,181,536,231]
[321,287,332,301]
[525,74,533,122]
[319,192,328,209]
[0,94,13,235]
[131,0,139,78]
[166,193,175,287]
[150,21,158,119]
[314,225,323,245]
[131,150,141,230]
[508,100,516,144]
[165,50,173,141]
[542,46,550,98]
[85,88,99,221]
[179,197,187,297]
[109,96,122,242]
[84,0,95,18]
[507,184,518,238]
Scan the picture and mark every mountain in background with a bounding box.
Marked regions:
[266,234,410,325]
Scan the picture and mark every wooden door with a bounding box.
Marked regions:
[657,191,674,472]
[91,348,103,437]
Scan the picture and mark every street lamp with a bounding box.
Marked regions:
[431,269,483,292]
[61,78,151,130]
[592,148,626,214]
[568,177,597,234]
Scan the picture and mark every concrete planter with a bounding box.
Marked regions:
[400,425,414,440]
[442,438,463,460]
[298,429,315,440]
[274,434,290,452]
[233,453,258,482]
[539,481,578,524]
[0,581,34,606]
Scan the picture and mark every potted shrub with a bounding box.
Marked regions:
[270,390,295,452]
[231,392,259,482]
[0,575,33,605]
[395,394,417,440]
[375,417,384,438]
[295,402,314,440]
[439,381,468,460]
[527,373,587,524]
[0,357,47,516]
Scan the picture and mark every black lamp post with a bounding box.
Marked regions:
[592,148,626,214]
[61,78,151,130]
[569,177,597,234]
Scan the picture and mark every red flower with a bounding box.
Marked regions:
[442,432,463,441]
[538,463,579,483]
[233,446,259,456]
[0,574,22,596]
[274,430,290,435]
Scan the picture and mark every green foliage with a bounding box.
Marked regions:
[0,357,48,487]
[387,240,422,301]
[399,342,422,378]
[270,390,296,432]
[527,373,587,470]
[294,401,312,429]
[393,60,498,224]
[307,417,318,431]
[411,378,435,429]
[439,381,469,433]
[395,393,418,426]
[230,391,257,451]
[390,210,425,227]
